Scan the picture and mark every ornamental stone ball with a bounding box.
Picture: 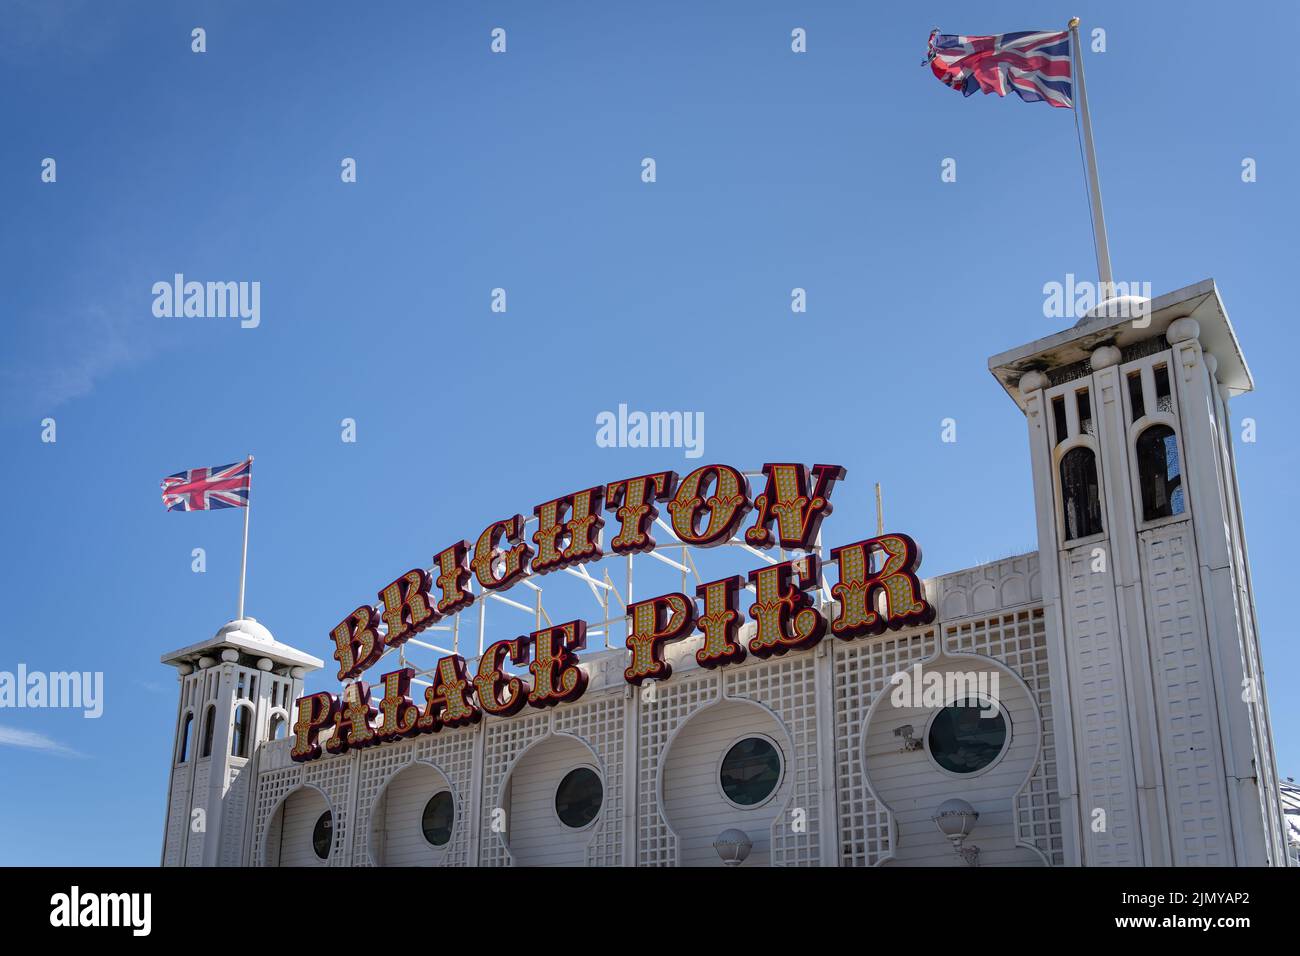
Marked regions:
[1090,344,1121,369]
[1166,316,1201,344]
[1018,370,1048,394]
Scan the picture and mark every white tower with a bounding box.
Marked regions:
[160,618,323,866]
[990,280,1288,866]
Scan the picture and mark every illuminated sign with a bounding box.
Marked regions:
[291,463,935,762]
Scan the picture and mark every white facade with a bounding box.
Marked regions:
[160,280,1289,866]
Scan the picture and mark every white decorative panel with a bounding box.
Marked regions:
[479,710,552,866]
[162,765,191,867]
[304,754,357,866]
[554,693,626,867]
[833,628,936,866]
[184,761,210,866]
[636,671,720,866]
[945,608,1064,865]
[724,654,820,866]
[251,764,303,866]
[1141,524,1230,865]
[219,762,250,866]
[933,552,1042,621]
[1062,544,1140,865]
[349,725,477,867]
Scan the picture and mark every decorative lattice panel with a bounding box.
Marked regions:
[833,628,936,866]
[636,671,721,866]
[946,607,1064,865]
[479,710,552,866]
[348,724,477,867]
[305,755,357,866]
[554,693,626,867]
[724,654,820,866]
[251,764,303,866]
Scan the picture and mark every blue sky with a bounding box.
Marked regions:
[1,0,1295,865]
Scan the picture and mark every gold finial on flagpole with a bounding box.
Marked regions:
[1068,16,1080,29]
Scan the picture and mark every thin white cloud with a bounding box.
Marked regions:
[0,725,82,757]
[0,302,170,422]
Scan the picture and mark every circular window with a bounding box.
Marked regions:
[718,736,783,808]
[312,810,333,860]
[421,791,455,847]
[926,700,1010,775]
[554,767,603,829]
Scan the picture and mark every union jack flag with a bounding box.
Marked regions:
[926,29,1072,109]
[161,459,251,512]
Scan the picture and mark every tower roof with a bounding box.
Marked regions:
[160,617,324,672]
[987,278,1253,411]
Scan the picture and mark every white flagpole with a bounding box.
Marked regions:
[1069,16,1113,287]
[237,455,253,620]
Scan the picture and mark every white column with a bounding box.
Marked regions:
[1167,319,1273,864]
[1017,372,1083,866]
[1088,345,1173,865]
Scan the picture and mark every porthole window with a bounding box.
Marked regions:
[554,767,603,829]
[718,735,783,808]
[421,791,455,847]
[312,811,333,860]
[926,700,1010,776]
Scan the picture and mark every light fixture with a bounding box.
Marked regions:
[932,798,980,866]
[713,828,752,867]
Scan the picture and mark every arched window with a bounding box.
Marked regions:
[231,705,252,758]
[200,704,216,758]
[268,714,286,740]
[1060,447,1103,540]
[177,712,193,763]
[1136,424,1185,521]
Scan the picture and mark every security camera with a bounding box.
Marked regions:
[894,724,923,753]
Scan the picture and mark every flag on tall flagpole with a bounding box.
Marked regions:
[924,21,1113,286]
[925,29,1072,108]
[160,460,251,511]
[161,456,255,620]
